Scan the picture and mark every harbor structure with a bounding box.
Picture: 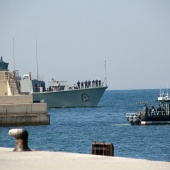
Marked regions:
[0,57,50,126]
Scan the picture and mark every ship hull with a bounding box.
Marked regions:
[127,114,170,125]
[33,86,107,108]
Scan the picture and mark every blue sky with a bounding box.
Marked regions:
[0,0,170,90]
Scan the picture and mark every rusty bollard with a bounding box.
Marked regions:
[9,129,31,151]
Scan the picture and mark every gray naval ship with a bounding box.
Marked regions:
[0,57,107,108]
[20,73,107,108]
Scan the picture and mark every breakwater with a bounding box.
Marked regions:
[0,95,50,126]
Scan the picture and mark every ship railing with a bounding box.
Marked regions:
[102,77,107,87]
[126,113,137,118]
[48,80,67,87]
[64,81,106,90]
[156,111,170,116]
[126,113,142,122]
[127,111,170,117]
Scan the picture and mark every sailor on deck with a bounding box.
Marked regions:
[81,81,84,89]
[144,104,148,115]
[151,106,156,116]
[77,80,80,89]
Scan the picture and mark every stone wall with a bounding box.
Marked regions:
[0,103,47,114]
[0,113,50,126]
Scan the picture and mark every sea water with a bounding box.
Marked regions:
[0,89,170,161]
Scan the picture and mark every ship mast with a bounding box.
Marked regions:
[36,40,39,80]
[166,83,169,97]
[104,60,107,86]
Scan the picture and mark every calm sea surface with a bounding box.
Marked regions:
[0,89,170,162]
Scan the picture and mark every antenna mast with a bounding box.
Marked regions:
[13,38,16,71]
[104,60,107,86]
[36,40,39,80]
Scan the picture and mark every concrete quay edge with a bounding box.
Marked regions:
[0,95,33,104]
[0,95,49,126]
[0,103,47,114]
[0,147,169,170]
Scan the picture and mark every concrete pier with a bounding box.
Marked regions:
[0,147,169,170]
[0,95,33,104]
[0,95,50,126]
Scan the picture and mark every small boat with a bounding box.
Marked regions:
[126,91,170,125]
[20,73,107,108]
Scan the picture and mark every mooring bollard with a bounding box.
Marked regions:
[8,129,31,151]
[92,141,114,156]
